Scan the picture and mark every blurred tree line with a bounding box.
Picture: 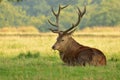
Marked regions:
[0,0,120,32]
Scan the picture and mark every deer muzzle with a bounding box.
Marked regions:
[52,45,55,50]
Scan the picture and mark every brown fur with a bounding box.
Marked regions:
[53,36,106,66]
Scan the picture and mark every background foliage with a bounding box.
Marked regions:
[0,0,120,31]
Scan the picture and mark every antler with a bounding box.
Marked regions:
[63,6,86,34]
[48,5,68,33]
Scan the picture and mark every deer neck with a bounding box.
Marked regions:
[62,37,83,54]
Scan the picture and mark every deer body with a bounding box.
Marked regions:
[48,5,106,66]
[52,36,106,66]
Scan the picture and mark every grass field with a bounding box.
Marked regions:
[0,30,120,80]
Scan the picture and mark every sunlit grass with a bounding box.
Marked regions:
[0,35,120,59]
[0,36,55,57]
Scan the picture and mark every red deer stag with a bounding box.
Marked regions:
[48,5,106,66]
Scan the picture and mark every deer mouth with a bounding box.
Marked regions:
[52,46,62,52]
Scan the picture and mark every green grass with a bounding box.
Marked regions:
[0,35,120,80]
[0,56,120,80]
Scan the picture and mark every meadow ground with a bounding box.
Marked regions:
[0,30,120,80]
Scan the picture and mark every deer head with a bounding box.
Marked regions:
[48,5,86,52]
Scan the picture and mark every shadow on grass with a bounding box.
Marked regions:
[108,53,120,62]
[17,51,40,59]
[108,56,120,62]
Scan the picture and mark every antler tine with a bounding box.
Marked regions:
[48,19,57,27]
[73,6,86,27]
[81,6,86,17]
[49,28,60,33]
[58,5,69,14]
[48,5,69,33]
[64,6,86,34]
[61,5,69,9]
[51,7,57,16]
[73,7,82,27]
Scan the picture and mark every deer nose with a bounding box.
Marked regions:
[52,46,55,49]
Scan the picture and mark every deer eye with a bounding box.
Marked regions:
[61,39,64,41]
